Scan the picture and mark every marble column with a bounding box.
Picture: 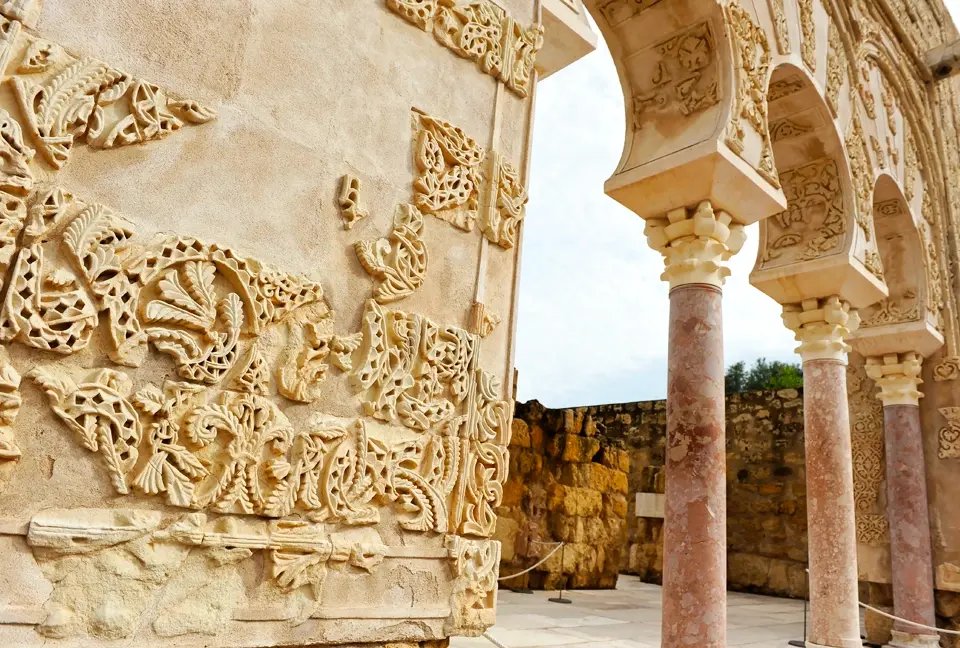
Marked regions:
[782,297,863,648]
[645,201,745,648]
[865,353,939,648]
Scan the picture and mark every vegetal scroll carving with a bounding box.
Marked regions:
[799,0,816,72]
[386,0,543,97]
[338,174,368,230]
[356,203,428,304]
[445,535,500,634]
[724,2,778,189]
[939,407,960,459]
[11,43,214,169]
[0,353,20,460]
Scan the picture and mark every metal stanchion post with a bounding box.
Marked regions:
[548,543,572,604]
[788,567,809,647]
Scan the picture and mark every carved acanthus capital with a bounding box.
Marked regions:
[644,201,746,290]
[782,296,860,364]
[865,352,924,406]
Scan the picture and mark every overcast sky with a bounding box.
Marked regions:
[514,7,960,407]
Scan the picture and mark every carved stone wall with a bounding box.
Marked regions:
[0,1,545,646]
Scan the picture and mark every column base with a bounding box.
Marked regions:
[885,629,941,647]
[805,639,863,648]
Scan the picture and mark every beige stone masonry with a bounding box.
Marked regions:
[782,296,860,363]
[644,201,747,290]
[865,353,924,407]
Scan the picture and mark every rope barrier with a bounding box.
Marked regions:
[481,631,511,648]
[497,542,564,581]
[859,602,960,636]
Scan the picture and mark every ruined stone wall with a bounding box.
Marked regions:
[497,390,809,597]
[495,400,631,590]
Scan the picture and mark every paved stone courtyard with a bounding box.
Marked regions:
[452,576,809,648]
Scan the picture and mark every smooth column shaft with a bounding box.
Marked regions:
[662,284,726,648]
[803,359,862,648]
[884,404,938,644]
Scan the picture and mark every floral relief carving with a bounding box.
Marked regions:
[385,0,543,97]
[470,301,500,337]
[863,248,884,281]
[770,117,813,142]
[861,291,920,328]
[632,21,720,130]
[939,407,960,458]
[845,111,874,242]
[768,75,805,102]
[0,352,20,460]
[825,21,847,116]
[768,0,790,54]
[445,535,500,634]
[799,0,816,72]
[723,1,778,189]
[356,203,428,304]
[10,37,213,169]
[847,363,887,544]
[762,157,845,263]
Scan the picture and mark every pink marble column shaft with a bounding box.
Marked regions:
[884,404,938,644]
[662,284,726,648]
[803,359,862,648]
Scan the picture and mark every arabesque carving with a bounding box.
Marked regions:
[724,1,778,189]
[386,0,543,97]
[825,21,847,116]
[768,0,790,54]
[596,0,664,26]
[799,0,816,72]
[0,351,20,460]
[939,407,960,459]
[845,111,875,242]
[338,174,368,230]
[445,535,500,634]
[847,362,886,545]
[768,75,805,102]
[632,21,720,130]
[356,203,428,304]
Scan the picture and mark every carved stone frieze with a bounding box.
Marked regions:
[860,292,920,328]
[385,0,543,97]
[847,361,886,545]
[723,1,778,189]
[768,75,805,102]
[632,21,720,130]
[845,111,875,242]
[770,117,813,142]
[825,21,847,116]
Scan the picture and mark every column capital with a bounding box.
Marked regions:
[865,352,924,406]
[644,200,746,290]
[782,296,860,364]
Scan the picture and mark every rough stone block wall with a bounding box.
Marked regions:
[497,389,809,598]
[495,401,630,590]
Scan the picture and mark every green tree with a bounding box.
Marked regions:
[725,357,802,394]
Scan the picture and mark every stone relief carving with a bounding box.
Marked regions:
[861,291,920,328]
[770,117,813,142]
[356,203,428,304]
[385,0,543,97]
[724,1,779,189]
[0,10,517,644]
[825,21,847,116]
[768,75,805,102]
[768,0,790,54]
[632,21,720,130]
[414,111,527,248]
[845,111,875,242]
[471,301,501,337]
[338,174,368,230]
[847,362,887,546]
[762,157,845,263]
[940,407,960,459]
[799,0,816,72]
[596,0,664,26]
[10,38,214,169]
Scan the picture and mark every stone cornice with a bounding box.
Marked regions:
[865,352,924,406]
[643,201,747,290]
[782,296,860,363]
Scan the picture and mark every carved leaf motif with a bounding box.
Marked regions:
[146,261,217,331]
[355,204,428,304]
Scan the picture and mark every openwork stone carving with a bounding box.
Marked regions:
[644,201,746,289]
[724,1,778,189]
[782,296,859,363]
[385,0,543,97]
[632,21,720,130]
[356,203,428,304]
